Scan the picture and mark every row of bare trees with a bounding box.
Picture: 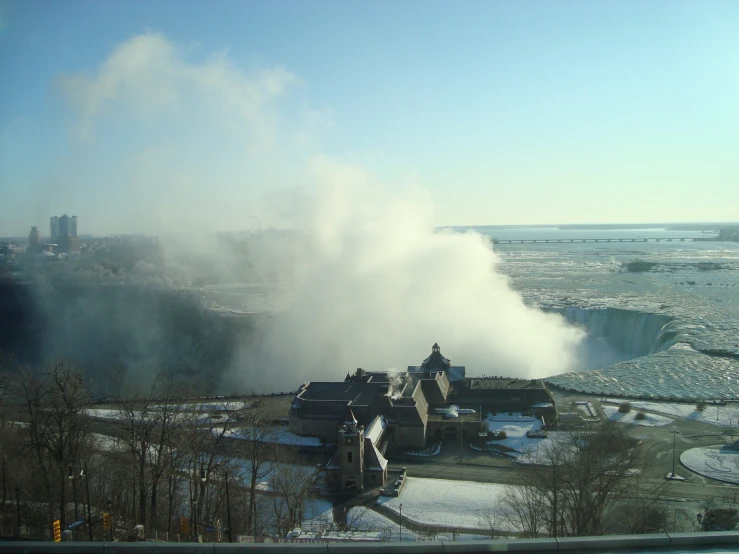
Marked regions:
[0,357,317,541]
[476,422,731,538]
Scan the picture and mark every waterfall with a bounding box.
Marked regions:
[546,307,678,370]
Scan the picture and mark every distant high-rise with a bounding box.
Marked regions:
[50,216,60,240]
[50,214,78,240]
[28,226,42,254]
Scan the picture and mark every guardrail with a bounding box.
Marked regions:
[1,532,738,553]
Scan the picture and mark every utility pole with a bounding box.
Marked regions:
[398,503,403,542]
[14,488,21,539]
[84,462,93,541]
[225,471,233,543]
[671,431,678,477]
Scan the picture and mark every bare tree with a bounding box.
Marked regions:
[499,485,549,538]
[235,399,277,537]
[476,504,507,539]
[269,463,318,537]
[16,362,94,528]
[517,422,644,537]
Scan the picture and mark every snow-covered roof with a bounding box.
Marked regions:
[366,441,388,471]
[364,415,386,445]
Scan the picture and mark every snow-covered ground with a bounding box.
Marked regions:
[482,413,555,464]
[378,477,515,530]
[347,507,414,541]
[604,399,739,428]
[346,507,492,542]
[85,408,125,420]
[602,405,673,427]
[225,426,324,447]
[302,499,334,526]
[681,445,739,484]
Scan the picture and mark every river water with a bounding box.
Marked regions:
[463,226,739,401]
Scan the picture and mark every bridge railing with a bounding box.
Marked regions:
[1,531,738,553]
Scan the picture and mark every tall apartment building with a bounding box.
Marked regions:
[50,217,60,240]
[50,215,78,240]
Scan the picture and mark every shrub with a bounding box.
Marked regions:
[488,431,507,441]
[634,411,647,420]
[696,402,706,412]
[618,402,632,413]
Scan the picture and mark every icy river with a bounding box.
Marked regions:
[469,226,739,401]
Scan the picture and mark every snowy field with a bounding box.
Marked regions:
[226,426,324,447]
[604,399,739,428]
[347,507,416,541]
[602,405,672,427]
[681,446,739,485]
[378,477,514,530]
[483,414,555,464]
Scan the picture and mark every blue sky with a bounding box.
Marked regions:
[1,0,738,235]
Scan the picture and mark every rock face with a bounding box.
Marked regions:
[0,281,256,392]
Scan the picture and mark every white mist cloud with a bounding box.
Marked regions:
[53,32,315,235]
[58,32,296,144]
[224,156,585,390]
[54,31,584,391]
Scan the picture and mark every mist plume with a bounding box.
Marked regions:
[5,32,585,393]
[222,156,585,391]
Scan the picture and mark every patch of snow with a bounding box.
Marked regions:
[365,415,386,445]
[602,405,673,427]
[226,427,324,447]
[681,445,739,484]
[378,477,516,530]
[604,399,739,428]
[302,499,334,527]
[482,413,557,463]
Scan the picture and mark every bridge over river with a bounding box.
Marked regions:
[492,237,716,244]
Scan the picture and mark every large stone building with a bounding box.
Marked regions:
[288,344,558,492]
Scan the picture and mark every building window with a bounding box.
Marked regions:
[347,452,353,463]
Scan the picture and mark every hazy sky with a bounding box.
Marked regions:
[1,0,737,236]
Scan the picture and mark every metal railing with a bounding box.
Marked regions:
[1,531,738,553]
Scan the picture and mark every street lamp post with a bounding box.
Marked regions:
[224,471,233,543]
[108,500,114,541]
[398,503,403,542]
[83,463,93,541]
[14,488,21,539]
[68,467,78,521]
[671,431,678,478]
[199,468,207,541]
[191,498,198,541]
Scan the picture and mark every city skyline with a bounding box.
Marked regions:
[1,1,738,236]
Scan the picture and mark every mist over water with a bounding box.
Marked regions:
[220,157,585,391]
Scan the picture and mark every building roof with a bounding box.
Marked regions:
[294,379,389,406]
[345,407,358,426]
[364,415,386,445]
[408,344,466,382]
[365,440,388,471]
[421,343,452,371]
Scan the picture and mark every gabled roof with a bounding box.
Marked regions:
[364,415,386,445]
[344,406,358,426]
[365,440,388,471]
